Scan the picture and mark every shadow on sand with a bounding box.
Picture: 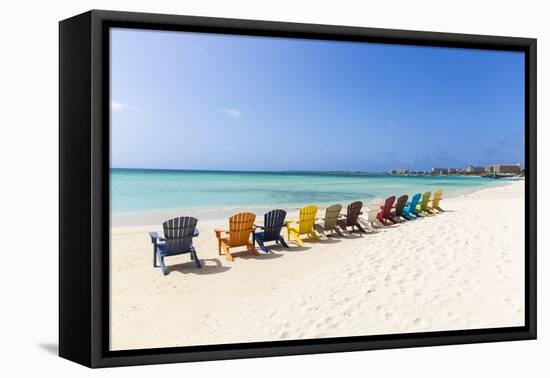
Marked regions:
[170,258,231,275]
[232,251,285,260]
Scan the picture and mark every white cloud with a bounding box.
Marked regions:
[111,100,140,112]
[220,108,242,118]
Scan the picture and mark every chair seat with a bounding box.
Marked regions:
[220,238,250,247]
[255,231,282,242]
[337,219,350,226]
[156,242,194,256]
[254,231,267,240]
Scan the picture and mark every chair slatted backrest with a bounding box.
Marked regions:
[323,204,342,230]
[381,196,396,217]
[419,191,431,211]
[163,216,198,254]
[263,209,286,241]
[298,205,318,234]
[409,193,422,211]
[345,201,363,226]
[432,189,443,207]
[228,212,256,246]
[395,195,408,217]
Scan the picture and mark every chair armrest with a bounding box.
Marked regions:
[214,228,227,238]
[193,229,200,237]
[149,232,164,243]
[254,225,265,229]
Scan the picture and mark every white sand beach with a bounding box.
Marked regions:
[110,181,525,350]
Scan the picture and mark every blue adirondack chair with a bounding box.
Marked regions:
[253,209,289,253]
[403,193,421,220]
[149,216,201,275]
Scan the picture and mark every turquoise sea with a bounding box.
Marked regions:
[111,168,513,216]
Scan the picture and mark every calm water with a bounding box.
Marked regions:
[111,168,510,214]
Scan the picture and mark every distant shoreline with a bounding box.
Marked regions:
[110,167,523,178]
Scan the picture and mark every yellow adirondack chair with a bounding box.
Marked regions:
[285,205,320,246]
[214,212,258,262]
[429,189,444,212]
[416,191,432,216]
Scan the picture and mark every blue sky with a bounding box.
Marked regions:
[110,28,525,172]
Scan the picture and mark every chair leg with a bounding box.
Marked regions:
[356,223,367,233]
[249,242,260,256]
[337,221,350,235]
[257,239,269,253]
[158,255,168,275]
[291,231,304,246]
[153,248,158,267]
[314,224,325,237]
[279,237,290,249]
[191,248,201,268]
[222,244,234,262]
[310,231,321,240]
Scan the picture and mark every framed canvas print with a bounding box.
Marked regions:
[59,10,537,368]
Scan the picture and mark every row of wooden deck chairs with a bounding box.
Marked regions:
[148,190,444,275]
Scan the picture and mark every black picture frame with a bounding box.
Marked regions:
[59,9,537,368]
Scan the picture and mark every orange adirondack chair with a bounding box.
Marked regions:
[214,212,257,262]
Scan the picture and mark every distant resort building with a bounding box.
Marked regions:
[465,165,485,175]
[431,168,447,175]
[431,167,462,175]
[484,163,521,175]
[389,163,522,177]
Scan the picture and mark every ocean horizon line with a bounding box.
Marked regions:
[111,167,405,177]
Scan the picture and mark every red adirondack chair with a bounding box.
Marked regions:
[377,196,396,226]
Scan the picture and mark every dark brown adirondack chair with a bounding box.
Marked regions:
[390,195,409,223]
[337,201,367,234]
[148,216,201,275]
